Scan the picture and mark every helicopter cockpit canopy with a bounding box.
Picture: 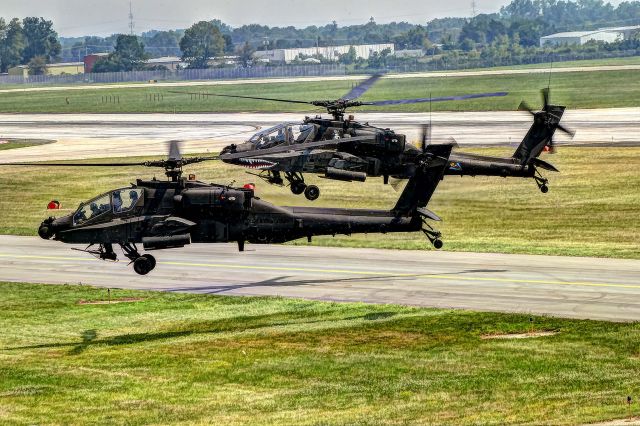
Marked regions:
[248,122,315,149]
[73,188,144,225]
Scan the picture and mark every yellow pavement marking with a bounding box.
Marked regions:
[0,253,638,290]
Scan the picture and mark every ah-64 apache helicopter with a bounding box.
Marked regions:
[175,76,573,200]
[5,141,454,275]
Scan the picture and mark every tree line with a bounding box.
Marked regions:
[0,17,61,74]
[3,0,640,75]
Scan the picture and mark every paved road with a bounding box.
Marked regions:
[1,108,638,162]
[1,235,639,322]
[1,64,639,94]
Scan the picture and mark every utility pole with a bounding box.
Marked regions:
[128,1,135,35]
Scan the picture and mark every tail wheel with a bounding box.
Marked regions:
[304,185,320,201]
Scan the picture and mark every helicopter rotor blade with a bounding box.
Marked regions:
[420,123,431,153]
[167,91,314,105]
[362,91,508,107]
[168,140,182,161]
[0,161,149,167]
[340,73,384,101]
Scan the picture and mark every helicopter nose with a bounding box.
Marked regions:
[220,144,236,155]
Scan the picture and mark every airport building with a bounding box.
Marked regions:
[8,61,84,77]
[540,25,640,46]
[253,43,395,64]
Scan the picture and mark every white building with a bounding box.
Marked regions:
[253,44,395,64]
[394,49,424,58]
[540,25,639,47]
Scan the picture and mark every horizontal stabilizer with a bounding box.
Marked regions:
[417,207,442,221]
[532,158,559,172]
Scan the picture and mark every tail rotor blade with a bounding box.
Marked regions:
[541,88,550,110]
[557,124,575,138]
[518,100,536,117]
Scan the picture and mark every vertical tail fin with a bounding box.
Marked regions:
[512,104,566,165]
[393,144,453,216]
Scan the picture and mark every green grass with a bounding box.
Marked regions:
[457,54,640,71]
[1,146,639,259]
[0,139,52,151]
[0,68,639,113]
[1,282,640,425]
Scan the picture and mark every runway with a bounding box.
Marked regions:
[1,235,639,322]
[1,108,639,162]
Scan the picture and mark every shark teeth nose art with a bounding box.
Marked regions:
[239,158,277,169]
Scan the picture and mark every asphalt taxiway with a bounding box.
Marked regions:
[1,108,639,162]
[1,235,639,322]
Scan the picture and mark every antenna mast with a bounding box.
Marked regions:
[128,1,135,35]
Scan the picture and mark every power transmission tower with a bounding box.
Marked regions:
[128,1,135,35]
[471,0,478,16]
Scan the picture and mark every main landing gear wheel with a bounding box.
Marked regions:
[290,181,306,195]
[433,239,444,249]
[540,184,549,193]
[304,185,320,201]
[133,254,156,275]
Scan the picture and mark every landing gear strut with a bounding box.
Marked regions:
[534,170,549,193]
[285,172,320,201]
[121,243,156,275]
[421,219,444,249]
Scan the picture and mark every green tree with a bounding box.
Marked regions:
[0,18,25,73]
[144,30,181,57]
[339,46,357,64]
[27,55,48,75]
[21,17,61,63]
[237,41,255,67]
[113,34,148,71]
[222,34,234,54]
[92,34,149,73]
[180,21,225,69]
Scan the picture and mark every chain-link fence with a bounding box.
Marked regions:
[1,49,638,86]
[0,64,348,86]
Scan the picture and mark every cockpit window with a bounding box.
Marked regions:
[248,122,312,149]
[293,124,315,143]
[73,194,111,225]
[113,188,143,213]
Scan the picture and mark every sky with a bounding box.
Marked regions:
[0,0,627,38]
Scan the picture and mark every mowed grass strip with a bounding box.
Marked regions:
[1,282,640,425]
[0,139,52,151]
[0,146,638,259]
[0,68,639,113]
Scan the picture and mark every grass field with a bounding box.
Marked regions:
[0,68,639,114]
[0,139,52,151]
[1,146,638,259]
[1,282,639,425]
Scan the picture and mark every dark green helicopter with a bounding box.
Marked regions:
[175,76,573,200]
[6,141,453,275]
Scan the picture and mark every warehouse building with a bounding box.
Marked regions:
[540,25,639,47]
[253,44,395,64]
[8,61,84,77]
